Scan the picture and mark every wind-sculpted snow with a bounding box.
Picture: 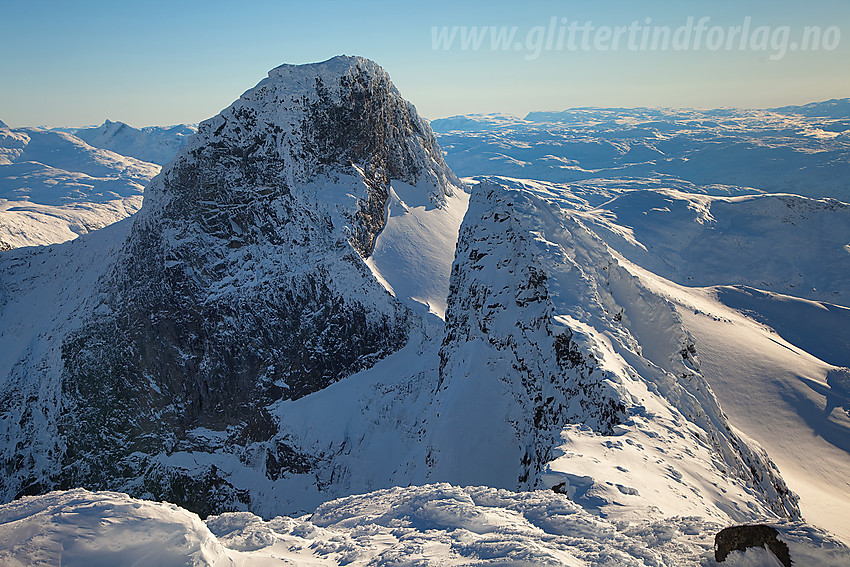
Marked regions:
[0,489,233,566]
[0,125,155,248]
[3,488,848,566]
[432,106,850,201]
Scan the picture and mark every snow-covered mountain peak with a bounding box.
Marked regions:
[179,55,457,223]
[75,120,197,166]
[0,57,466,514]
[266,54,383,85]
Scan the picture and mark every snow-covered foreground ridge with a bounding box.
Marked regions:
[2,487,848,566]
[1,56,849,556]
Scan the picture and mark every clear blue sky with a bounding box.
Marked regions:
[2,0,848,127]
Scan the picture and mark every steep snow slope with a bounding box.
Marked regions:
[3,488,848,566]
[714,286,850,368]
[679,292,850,544]
[364,178,469,319]
[76,119,197,165]
[599,267,850,544]
[0,124,155,248]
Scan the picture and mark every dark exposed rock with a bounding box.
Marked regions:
[715,524,792,566]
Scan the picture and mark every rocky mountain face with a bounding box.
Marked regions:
[1,56,457,514]
[0,57,801,526]
[426,182,628,490]
[424,180,798,521]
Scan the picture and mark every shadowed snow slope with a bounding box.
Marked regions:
[364,178,469,319]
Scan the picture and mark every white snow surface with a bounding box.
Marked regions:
[538,185,850,541]
[0,125,156,248]
[3,487,848,566]
[579,189,850,305]
[0,489,232,566]
[75,120,197,166]
[365,178,469,318]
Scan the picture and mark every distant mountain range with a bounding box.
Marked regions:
[432,99,850,202]
[0,120,195,248]
[76,120,197,166]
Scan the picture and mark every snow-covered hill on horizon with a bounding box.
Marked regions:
[75,119,197,165]
[0,123,157,248]
[772,97,850,119]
